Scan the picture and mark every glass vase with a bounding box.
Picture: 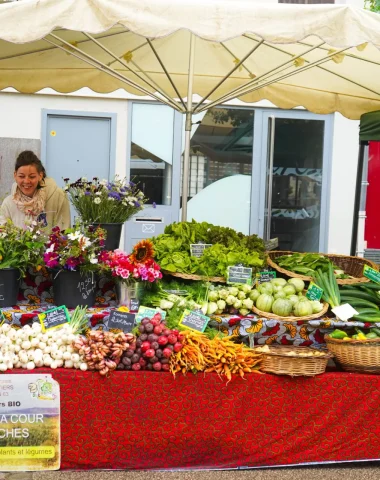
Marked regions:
[117,282,140,310]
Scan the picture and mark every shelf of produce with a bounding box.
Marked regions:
[11,368,380,470]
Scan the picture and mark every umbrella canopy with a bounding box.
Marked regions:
[1,0,380,219]
[0,0,380,118]
[360,111,380,142]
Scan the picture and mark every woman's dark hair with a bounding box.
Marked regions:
[15,151,47,179]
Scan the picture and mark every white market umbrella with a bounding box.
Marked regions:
[1,0,380,220]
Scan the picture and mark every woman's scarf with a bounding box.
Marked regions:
[13,183,47,218]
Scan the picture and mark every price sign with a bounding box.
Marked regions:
[190,244,212,258]
[227,266,253,285]
[77,276,96,300]
[38,306,70,332]
[0,374,60,471]
[179,309,209,333]
[256,270,276,285]
[129,298,140,312]
[105,310,136,333]
[135,306,167,324]
[363,265,380,284]
[306,282,324,301]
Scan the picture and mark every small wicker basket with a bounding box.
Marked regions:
[267,251,378,285]
[251,298,329,322]
[325,335,380,374]
[162,270,226,283]
[255,345,332,377]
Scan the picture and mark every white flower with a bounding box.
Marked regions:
[108,197,115,201]
[94,197,101,204]
[46,243,55,253]
[81,236,91,248]
[68,232,81,241]
[0,232,6,239]
[90,257,98,264]
[99,179,107,186]
[63,185,69,191]
[81,177,87,182]
[95,192,102,196]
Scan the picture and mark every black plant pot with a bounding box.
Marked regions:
[52,270,96,308]
[92,223,123,251]
[0,268,20,308]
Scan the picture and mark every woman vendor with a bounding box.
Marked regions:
[0,150,71,230]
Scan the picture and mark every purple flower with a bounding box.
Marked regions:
[129,181,135,187]
[152,202,157,209]
[134,201,140,208]
[108,191,121,201]
[85,191,91,196]
[66,257,79,271]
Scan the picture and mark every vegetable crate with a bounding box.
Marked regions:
[325,335,380,374]
[267,251,378,285]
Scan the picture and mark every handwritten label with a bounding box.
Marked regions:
[130,298,140,312]
[256,270,276,285]
[135,306,167,324]
[164,289,189,295]
[105,310,136,333]
[190,244,212,258]
[38,306,70,332]
[227,266,253,285]
[363,265,380,284]
[306,282,324,301]
[332,303,359,321]
[77,276,96,300]
[179,309,209,333]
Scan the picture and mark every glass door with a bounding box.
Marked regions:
[260,111,332,252]
[124,102,182,252]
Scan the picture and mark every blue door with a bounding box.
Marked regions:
[42,112,115,189]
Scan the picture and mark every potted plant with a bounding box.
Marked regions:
[43,224,106,308]
[63,176,147,251]
[0,220,46,307]
[98,239,162,309]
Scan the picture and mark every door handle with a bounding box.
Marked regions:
[265,116,275,241]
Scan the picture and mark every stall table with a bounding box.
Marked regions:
[13,369,380,470]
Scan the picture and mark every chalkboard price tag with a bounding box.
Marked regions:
[38,305,70,332]
[306,282,324,301]
[135,306,167,324]
[179,309,209,333]
[130,298,140,312]
[227,266,253,285]
[256,270,276,285]
[363,265,380,284]
[190,244,212,258]
[105,310,136,333]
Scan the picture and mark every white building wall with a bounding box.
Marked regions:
[0,91,129,178]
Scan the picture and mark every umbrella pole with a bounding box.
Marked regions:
[181,34,196,222]
[350,143,366,256]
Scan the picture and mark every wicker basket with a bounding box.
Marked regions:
[251,298,329,322]
[255,345,332,376]
[162,270,226,283]
[267,251,378,285]
[325,335,380,374]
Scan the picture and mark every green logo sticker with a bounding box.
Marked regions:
[363,265,380,284]
[306,282,324,301]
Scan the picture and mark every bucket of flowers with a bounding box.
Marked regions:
[63,176,148,251]
[98,239,162,310]
[0,220,46,307]
[43,224,106,308]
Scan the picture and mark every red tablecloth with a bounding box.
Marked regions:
[13,369,380,470]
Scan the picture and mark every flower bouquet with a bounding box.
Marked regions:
[43,224,106,308]
[98,240,163,307]
[63,176,147,224]
[0,220,47,307]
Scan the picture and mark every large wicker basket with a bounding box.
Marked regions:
[255,345,332,377]
[251,298,329,322]
[162,270,226,283]
[325,335,380,374]
[267,251,378,285]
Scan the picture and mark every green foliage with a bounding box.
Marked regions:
[152,220,265,278]
[365,0,380,12]
[0,220,47,276]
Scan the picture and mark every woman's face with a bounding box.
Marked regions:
[14,165,43,197]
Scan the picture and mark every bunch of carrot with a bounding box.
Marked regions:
[169,330,262,381]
